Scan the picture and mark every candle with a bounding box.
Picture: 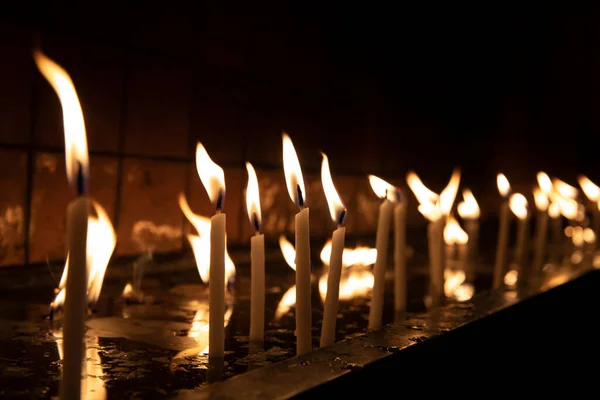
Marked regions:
[548,202,562,262]
[245,163,265,344]
[423,204,444,303]
[367,175,396,329]
[531,187,549,277]
[319,153,347,347]
[443,217,469,274]
[509,193,529,283]
[493,173,511,290]
[34,50,91,400]
[457,189,480,281]
[393,196,407,312]
[195,143,227,361]
[577,175,600,249]
[282,133,312,355]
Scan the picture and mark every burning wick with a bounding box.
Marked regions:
[337,209,347,227]
[216,190,225,212]
[76,162,85,196]
[297,184,305,208]
[252,213,260,234]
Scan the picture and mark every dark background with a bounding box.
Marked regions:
[0,2,598,266]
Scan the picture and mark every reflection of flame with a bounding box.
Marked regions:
[508,193,528,220]
[583,228,596,244]
[33,50,89,191]
[406,171,439,204]
[53,200,116,309]
[282,133,306,207]
[443,269,473,301]
[504,270,518,287]
[319,267,374,302]
[552,178,578,199]
[533,187,549,211]
[195,143,226,207]
[274,285,296,320]
[178,193,236,285]
[443,217,468,245]
[279,235,296,270]
[439,168,461,216]
[54,332,106,400]
[457,189,480,219]
[320,240,377,267]
[577,175,600,202]
[322,153,346,222]
[368,175,399,202]
[187,303,234,354]
[497,173,510,197]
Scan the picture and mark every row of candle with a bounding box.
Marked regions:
[34,47,599,399]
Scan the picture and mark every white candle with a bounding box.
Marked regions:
[195,143,227,361]
[509,193,529,285]
[493,173,511,289]
[457,189,480,281]
[34,50,91,400]
[282,133,312,355]
[531,188,549,276]
[549,206,562,262]
[319,153,346,347]
[245,163,265,343]
[368,198,393,329]
[428,217,444,302]
[393,200,407,312]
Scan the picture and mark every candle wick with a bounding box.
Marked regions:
[252,212,261,233]
[216,190,225,212]
[296,185,304,208]
[76,161,85,196]
[337,209,347,227]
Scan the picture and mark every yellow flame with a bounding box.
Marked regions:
[457,188,480,219]
[504,270,518,287]
[443,269,474,301]
[368,175,398,202]
[274,285,296,320]
[178,193,236,285]
[509,193,528,220]
[548,202,560,218]
[186,303,234,354]
[245,162,262,231]
[318,267,374,302]
[279,235,296,271]
[418,202,442,222]
[406,171,439,205]
[555,195,578,220]
[536,172,553,194]
[195,142,226,207]
[533,187,549,211]
[497,173,510,197]
[122,282,134,298]
[54,200,116,308]
[320,240,377,267]
[552,178,578,199]
[322,153,346,223]
[282,133,306,207]
[33,50,89,191]
[439,168,461,216]
[578,175,600,202]
[443,217,469,245]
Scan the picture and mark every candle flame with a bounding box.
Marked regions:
[406,171,439,204]
[53,200,116,309]
[444,269,473,301]
[318,267,374,302]
[322,153,346,224]
[439,168,461,216]
[497,173,510,197]
[320,240,377,267]
[508,193,528,220]
[195,142,226,209]
[368,175,398,202]
[279,235,296,271]
[443,217,469,245]
[245,162,262,232]
[504,270,518,287]
[457,189,480,219]
[577,175,600,202]
[554,195,578,220]
[533,187,549,211]
[282,133,306,207]
[552,178,578,199]
[178,193,236,285]
[548,202,561,218]
[536,172,553,195]
[418,202,442,222]
[34,50,89,193]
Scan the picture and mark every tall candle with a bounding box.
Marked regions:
[369,198,393,329]
[34,50,91,400]
[393,199,407,312]
[320,153,347,347]
[549,203,562,262]
[245,163,265,344]
[195,143,227,361]
[493,173,511,290]
[509,193,529,285]
[457,189,480,281]
[282,133,312,355]
[427,215,444,302]
[531,188,549,277]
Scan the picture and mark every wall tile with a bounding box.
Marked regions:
[122,54,191,158]
[186,164,243,244]
[34,34,125,152]
[0,149,27,266]
[116,158,186,255]
[0,22,33,145]
[29,153,119,263]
